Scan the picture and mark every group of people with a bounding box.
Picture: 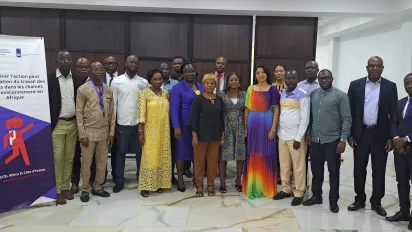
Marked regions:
[47,50,412,230]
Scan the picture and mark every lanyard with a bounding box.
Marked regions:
[91,81,104,113]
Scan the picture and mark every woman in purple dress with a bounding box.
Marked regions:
[170,63,205,192]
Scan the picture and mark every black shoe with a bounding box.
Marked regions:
[184,169,193,178]
[385,211,411,222]
[113,184,124,193]
[347,202,366,211]
[302,196,323,206]
[80,192,89,202]
[291,197,303,206]
[330,202,339,213]
[372,205,387,216]
[172,177,178,185]
[92,189,110,198]
[408,220,412,230]
[273,191,292,200]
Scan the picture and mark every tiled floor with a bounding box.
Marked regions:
[0,148,410,232]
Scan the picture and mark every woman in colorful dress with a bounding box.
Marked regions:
[137,69,172,197]
[170,63,205,192]
[243,65,280,199]
[217,72,246,193]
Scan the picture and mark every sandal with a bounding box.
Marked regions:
[196,186,203,197]
[141,190,149,197]
[219,186,227,193]
[156,188,163,193]
[235,184,242,192]
[207,185,216,197]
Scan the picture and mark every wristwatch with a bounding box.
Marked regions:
[340,138,346,143]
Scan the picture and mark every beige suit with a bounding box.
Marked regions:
[76,81,115,192]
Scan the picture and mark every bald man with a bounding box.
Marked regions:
[76,62,115,202]
[347,56,398,217]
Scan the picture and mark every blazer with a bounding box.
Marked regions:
[48,71,85,130]
[170,80,205,129]
[347,76,398,142]
[392,97,412,139]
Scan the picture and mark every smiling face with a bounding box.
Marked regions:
[204,79,216,93]
[318,70,333,90]
[182,64,196,82]
[255,67,267,83]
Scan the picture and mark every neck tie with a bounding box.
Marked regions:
[109,74,114,86]
[405,99,412,119]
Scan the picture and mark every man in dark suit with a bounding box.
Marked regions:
[347,56,398,216]
[386,73,412,230]
[211,56,227,93]
[48,50,83,205]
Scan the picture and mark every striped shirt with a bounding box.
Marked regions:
[278,87,310,141]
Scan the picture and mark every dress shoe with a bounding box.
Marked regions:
[302,196,322,206]
[184,169,194,178]
[113,184,124,193]
[330,202,339,213]
[372,205,387,216]
[80,192,90,202]
[385,211,411,222]
[56,193,67,205]
[408,220,412,230]
[273,191,292,200]
[92,189,110,198]
[347,202,365,211]
[291,197,303,206]
[70,183,79,194]
[61,189,74,200]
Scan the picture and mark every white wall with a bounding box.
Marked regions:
[315,42,332,71]
[316,24,406,96]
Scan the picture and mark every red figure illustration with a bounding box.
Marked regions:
[3,116,34,166]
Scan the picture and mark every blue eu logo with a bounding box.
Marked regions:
[16,48,21,58]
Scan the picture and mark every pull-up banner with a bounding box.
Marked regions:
[0,35,55,214]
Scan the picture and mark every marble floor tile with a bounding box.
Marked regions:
[293,208,405,231]
[242,229,359,232]
[0,205,83,225]
[0,225,125,232]
[187,208,299,228]
[124,227,242,232]
[70,205,190,227]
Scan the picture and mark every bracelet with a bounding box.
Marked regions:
[138,130,144,132]
[270,128,276,132]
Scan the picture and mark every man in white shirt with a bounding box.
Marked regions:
[111,55,150,193]
[273,70,310,206]
[47,51,81,205]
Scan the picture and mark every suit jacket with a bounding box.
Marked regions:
[170,80,205,129]
[48,71,85,131]
[210,71,226,92]
[347,76,398,142]
[392,97,412,139]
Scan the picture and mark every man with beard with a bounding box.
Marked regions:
[302,69,352,213]
[76,62,115,202]
[111,55,150,193]
[386,73,412,230]
[347,56,398,217]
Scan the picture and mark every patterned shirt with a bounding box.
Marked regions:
[278,87,310,141]
[307,86,352,144]
[111,73,150,126]
[76,82,115,141]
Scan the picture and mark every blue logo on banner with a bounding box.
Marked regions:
[16,49,21,58]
